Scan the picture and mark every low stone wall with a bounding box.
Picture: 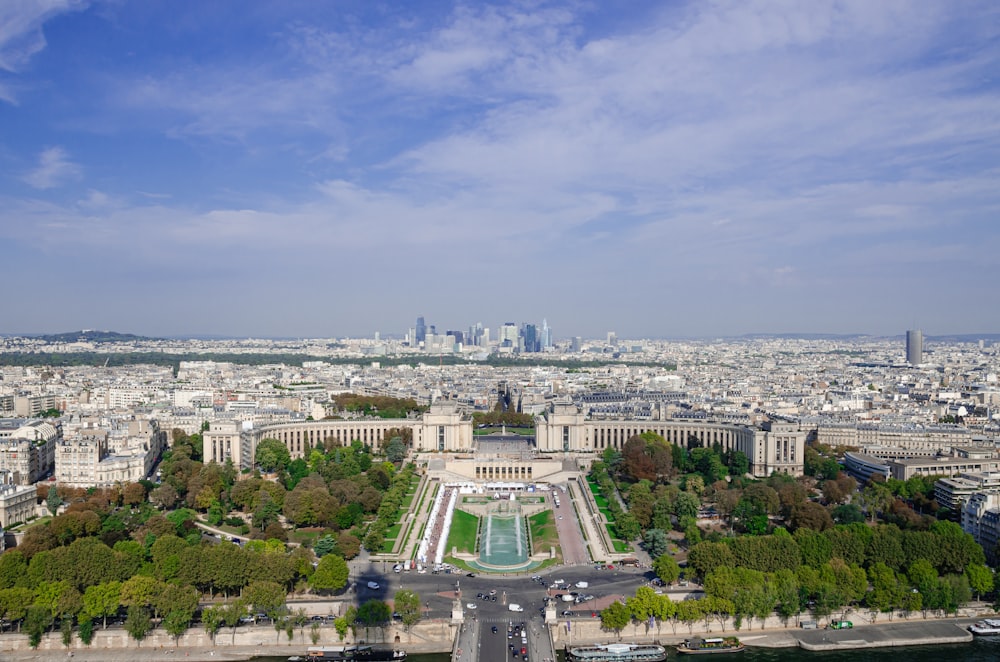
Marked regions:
[549,605,993,647]
[0,619,457,655]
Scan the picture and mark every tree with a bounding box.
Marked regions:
[728,450,749,476]
[0,550,27,590]
[394,589,421,630]
[120,575,158,610]
[246,580,287,620]
[600,601,630,639]
[772,569,800,624]
[153,583,199,629]
[78,613,94,645]
[623,436,656,481]
[24,605,52,648]
[220,599,248,644]
[357,599,391,641]
[123,482,146,507]
[867,563,901,622]
[674,599,704,634]
[742,483,780,515]
[255,438,291,473]
[338,532,361,560]
[0,587,35,629]
[674,492,700,523]
[83,581,122,629]
[46,485,62,516]
[790,502,833,532]
[966,563,994,601]
[640,526,669,557]
[629,482,655,528]
[653,554,681,585]
[311,554,349,593]
[201,605,224,643]
[385,438,407,464]
[124,605,152,646]
[832,503,865,525]
[687,542,735,580]
[164,610,192,643]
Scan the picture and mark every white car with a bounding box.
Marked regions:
[367,581,380,590]
[508,604,524,612]
[466,602,477,610]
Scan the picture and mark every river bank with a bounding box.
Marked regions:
[0,611,992,660]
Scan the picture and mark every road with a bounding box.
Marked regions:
[351,561,655,622]
[551,486,589,565]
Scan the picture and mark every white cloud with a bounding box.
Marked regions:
[23,146,80,189]
[0,0,87,103]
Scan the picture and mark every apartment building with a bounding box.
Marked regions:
[0,470,37,529]
[962,492,1000,564]
[0,420,59,484]
[54,418,166,487]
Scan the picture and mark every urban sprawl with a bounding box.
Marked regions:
[0,324,999,658]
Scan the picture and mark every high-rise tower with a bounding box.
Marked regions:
[415,316,427,343]
[906,329,923,364]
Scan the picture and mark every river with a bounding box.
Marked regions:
[247,636,1000,661]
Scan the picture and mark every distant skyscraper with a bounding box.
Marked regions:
[571,336,582,352]
[541,318,552,349]
[500,322,518,347]
[415,316,426,343]
[906,329,923,364]
[523,324,538,353]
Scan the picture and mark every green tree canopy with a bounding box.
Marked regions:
[255,438,292,473]
[393,589,421,630]
[310,554,349,593]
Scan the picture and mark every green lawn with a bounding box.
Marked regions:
[288,528,324,546]
[528,510,559,554]
[473,427,535,436]
[605,524,631,552]
[446,509,479,555]
[384,522,403,541]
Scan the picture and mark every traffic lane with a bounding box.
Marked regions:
[552,493,588,565]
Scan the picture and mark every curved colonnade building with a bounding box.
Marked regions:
[209,403,806,477]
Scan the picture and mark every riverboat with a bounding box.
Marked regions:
[566,642,668,662]
[306,645,406,661]
[969,618,1000,635]
[676,637,745,655]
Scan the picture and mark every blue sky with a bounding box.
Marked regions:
[1,1,998,339]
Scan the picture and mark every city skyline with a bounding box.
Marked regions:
[1,1,998,338]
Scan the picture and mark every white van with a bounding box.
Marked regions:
[508,604,524,612]
[575,581,589,589]
[367,581,380,590]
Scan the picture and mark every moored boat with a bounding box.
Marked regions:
[566,642,668,662]
[306,645,406,661]
[676,637,745,655]
[969,618,1000,635]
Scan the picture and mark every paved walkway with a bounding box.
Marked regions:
[569,480,613,562]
